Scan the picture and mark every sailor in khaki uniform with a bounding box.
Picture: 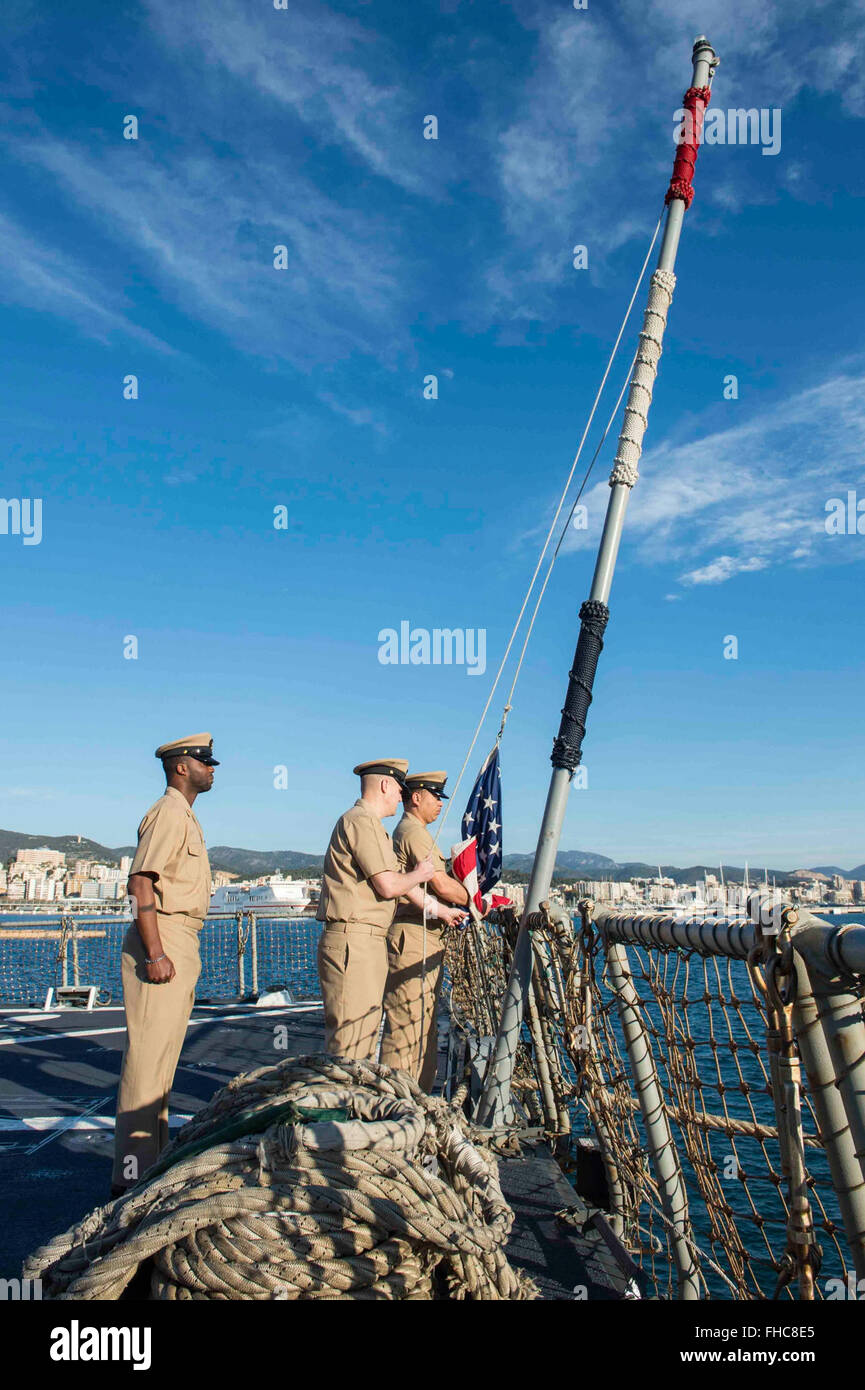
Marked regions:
[380,772,470,1091]
[112,734,217,1194]
[317,760,465,1062]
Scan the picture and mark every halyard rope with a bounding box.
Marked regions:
[433,207,665,845]
[418,211,666,1074]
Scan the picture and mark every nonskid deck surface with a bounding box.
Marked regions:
[0,1006,630,1300]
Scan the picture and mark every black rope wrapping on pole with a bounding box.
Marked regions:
[550,599,610,772]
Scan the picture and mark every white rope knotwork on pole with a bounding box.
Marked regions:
[24,1056,537,1301]
[608,268,676,488]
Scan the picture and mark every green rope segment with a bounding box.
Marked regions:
[143,1100,350,1182]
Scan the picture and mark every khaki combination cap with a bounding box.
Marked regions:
[353,758,409,788]
[155,732,220,767]
[404,770,449,799]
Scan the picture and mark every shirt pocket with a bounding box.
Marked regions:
[187,840,203,857]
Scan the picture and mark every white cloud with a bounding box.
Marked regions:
[144,0,432,195]
[7,134,405,367]
[316,390,388,434]
[0,211,175,352]
[550,367,865,586]
[481,0,865,318]
[680,554,769,586]
[0,0,427,365]
[2,786,58,801]
[2,0,863,358]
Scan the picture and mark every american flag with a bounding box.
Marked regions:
[450,745,510,914]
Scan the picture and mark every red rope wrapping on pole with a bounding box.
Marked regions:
[665,84,712,209]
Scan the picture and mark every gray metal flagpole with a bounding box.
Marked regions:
[476,35,719,1128]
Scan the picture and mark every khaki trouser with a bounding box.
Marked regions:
[380,921,445,1092]
[112,914,201,1189]
[317,923,390,1061]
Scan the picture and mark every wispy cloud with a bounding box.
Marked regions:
[144,0,434,196]
[556,368,865,587]
[7,133,406,367]
[680,554,769,586]
[0,0,427,367]
[1,0,863,360]
[316,390,389,434]
[0,211,175,352]
[2,786,59,802]
[482,0,865,316]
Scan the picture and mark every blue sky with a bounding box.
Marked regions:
[1,0,864,868]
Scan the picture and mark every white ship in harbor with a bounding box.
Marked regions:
[209,877,314,914]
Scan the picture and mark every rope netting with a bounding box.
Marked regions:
[24,1055,536,1302]
[445,907,854,1300]
[0,920,112,1007]
[446,913,544,1122]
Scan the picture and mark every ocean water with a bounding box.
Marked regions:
[3,909,860,1009]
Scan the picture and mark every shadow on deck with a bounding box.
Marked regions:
[0,1004,634,1300]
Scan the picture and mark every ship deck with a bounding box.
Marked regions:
[0,1003,635,1301]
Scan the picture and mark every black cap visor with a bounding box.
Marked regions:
[360,763,406,789]
[173,747,219,767]
[407,782,448,798]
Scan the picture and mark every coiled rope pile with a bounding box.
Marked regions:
[24,1055,535,1300]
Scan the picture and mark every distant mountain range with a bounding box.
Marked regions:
[0,829,139,863]
[207,847,324,874]
[2,828,863,883]
[0,830,323,876]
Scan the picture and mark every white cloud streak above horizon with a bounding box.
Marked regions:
[553,368,865,586]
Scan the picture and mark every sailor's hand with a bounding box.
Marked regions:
[146,954,176,984]
[440,907,468,929]
[416,856,436,884]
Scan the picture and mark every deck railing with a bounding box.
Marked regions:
[0,912,324,1008]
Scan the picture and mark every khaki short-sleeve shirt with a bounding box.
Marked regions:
[392,813,446,928]
[129,785,212,921]
[316,799,398,931]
